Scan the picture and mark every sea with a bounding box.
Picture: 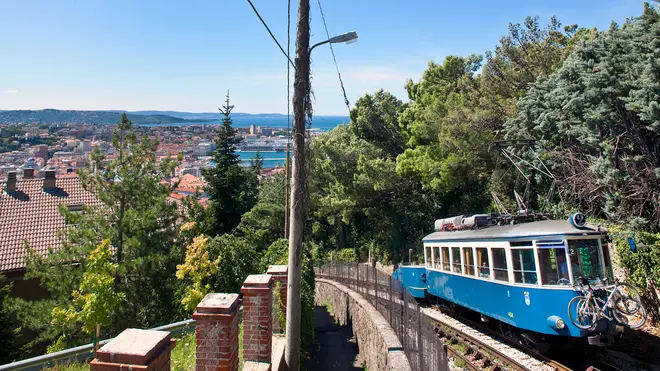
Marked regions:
[141,115,349,131]
[238,151,289,169]
[153,115,349,169]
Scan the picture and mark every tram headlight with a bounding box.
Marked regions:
[547,315,565,330]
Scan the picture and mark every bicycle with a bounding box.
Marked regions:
[567,277,647,330]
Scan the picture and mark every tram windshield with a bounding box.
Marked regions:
[538,247,570,285]
[567,239,605,281]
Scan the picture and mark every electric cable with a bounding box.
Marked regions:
[316,0,351,113]
[246,0,295,69]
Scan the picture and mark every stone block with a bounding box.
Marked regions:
[90,328,175,371]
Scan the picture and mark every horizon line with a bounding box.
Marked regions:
[0,108,350,117]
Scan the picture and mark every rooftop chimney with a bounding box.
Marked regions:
[43,169,56,190]
[23,168,35,179]
[6,171,17,192]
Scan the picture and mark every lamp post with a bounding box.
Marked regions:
[285,32,357,239]
[310,31,358,53]
[284,4,357,367]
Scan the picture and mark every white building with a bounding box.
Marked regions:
[195,142,215,157]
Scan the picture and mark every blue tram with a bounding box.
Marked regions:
[393,214,621,347]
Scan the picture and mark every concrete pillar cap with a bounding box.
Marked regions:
[95,328,171,365]
[266,265,288,275]
[195,293,240,314]
[242,274,273,288]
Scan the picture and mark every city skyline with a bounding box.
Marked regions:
[0,0,648,115]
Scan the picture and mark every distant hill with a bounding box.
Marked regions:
[131,111,288,120]
[0,109,213,125]
[0,109,349,128]
[130,111,220,120]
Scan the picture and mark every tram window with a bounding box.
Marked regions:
[441,247,450,271]
[568,239,604,279]
[539,248,569,285]
[462,247,475,276]
[510,240,533,247]
[424,246,431,267]
[512,249,538,284]
[601,238,613,280]
[451,247,462,273]
[433,247,441,269]
[476,248,490,278]
[491,248,509,281]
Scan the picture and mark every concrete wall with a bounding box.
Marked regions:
[315,278,411,371]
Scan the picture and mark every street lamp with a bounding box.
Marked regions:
[284,29,357,237]
[309,31,358,53]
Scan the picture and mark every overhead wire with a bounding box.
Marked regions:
[245,0,295,69]
[285,0,291,238]
[287,0,291,141]
[316,0,351,114]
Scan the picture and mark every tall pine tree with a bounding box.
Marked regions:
[202,92,258,236]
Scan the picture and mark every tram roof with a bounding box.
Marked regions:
[422,219,605,243]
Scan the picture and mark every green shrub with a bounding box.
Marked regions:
[610,224,660,323]
[333,248,358,263]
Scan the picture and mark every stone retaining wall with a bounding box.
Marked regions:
[315,278,411,371]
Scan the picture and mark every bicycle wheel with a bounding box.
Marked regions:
[614,293,642,315]
[613,296,647,330]
[568,296,598,330]
[616,282,642,314]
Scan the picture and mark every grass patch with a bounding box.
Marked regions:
[171,331,196,371]
[454,358,466,368]
[452,342,466,353]
[239,323,244,367]
[45,362,88,371]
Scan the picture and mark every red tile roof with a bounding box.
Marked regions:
[0,176,102,272]
[174,173,205,191]
[168,192,186,201]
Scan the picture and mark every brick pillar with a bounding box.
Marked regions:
[241,274,273,367]
[90,328,175,371]
[193,293,240,371]
[266,265,288,333]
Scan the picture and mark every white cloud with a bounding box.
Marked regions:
[4,89,19,94]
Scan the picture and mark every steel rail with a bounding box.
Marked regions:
[426,306,605,371]
[0,319,197,371]
[430,315,535,371]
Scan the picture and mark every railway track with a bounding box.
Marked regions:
[423,305,603,371]
[436,321,565,371]
[316,272,645,370]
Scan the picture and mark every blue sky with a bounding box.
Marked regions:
[0,0,647,115]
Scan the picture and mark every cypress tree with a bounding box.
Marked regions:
[203,92,258,236]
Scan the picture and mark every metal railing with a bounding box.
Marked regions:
[0,319,197,371]
[315,262,448,371]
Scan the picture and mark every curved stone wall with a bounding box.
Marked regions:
[314,278,411,371]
